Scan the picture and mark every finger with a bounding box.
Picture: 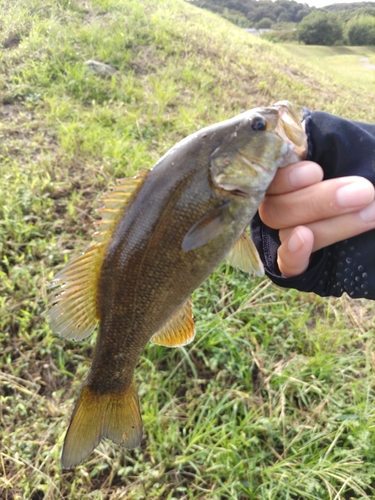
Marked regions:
[277,226,314,277]
[267,161,323,195]
[279,200,375,253]
[260,176,375,230]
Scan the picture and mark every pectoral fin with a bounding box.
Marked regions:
[151,299,195,347]
[182,202,232,252]
[227,231,264,277]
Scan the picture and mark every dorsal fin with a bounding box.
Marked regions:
[93,168,149,242]
[48,169,150,341]
[151,299,195,347]
[226,231,264,277]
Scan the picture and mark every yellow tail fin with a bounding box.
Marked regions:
[61,380,142,469]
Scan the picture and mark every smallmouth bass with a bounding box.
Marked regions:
[48,101,307,468]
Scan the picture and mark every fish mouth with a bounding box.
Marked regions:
[274,101,307,159]
[216,182,263,198]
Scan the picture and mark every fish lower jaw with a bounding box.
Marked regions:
[216,183,264,198]
[278,143,304,167]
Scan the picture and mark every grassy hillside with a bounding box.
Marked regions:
[1,0,375,499]
[282,44,375,94]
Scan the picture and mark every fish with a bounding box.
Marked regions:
[48,100,307,468]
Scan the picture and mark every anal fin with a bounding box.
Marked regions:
[151,299,195,347]
[227,231,264,277]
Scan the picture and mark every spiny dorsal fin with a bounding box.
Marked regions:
[48,169,150,341]
[227,231,264,277]
[151,299,195,347]
[93,168,149,242]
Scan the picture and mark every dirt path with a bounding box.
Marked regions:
[359,57,375,70]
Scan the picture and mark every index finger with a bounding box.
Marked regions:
[260,176,375,230]
[267,161,323,195]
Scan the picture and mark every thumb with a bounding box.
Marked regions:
[277,226,314,277]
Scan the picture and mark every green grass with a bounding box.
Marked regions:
[1,0,375,498]
[281,44,375,95]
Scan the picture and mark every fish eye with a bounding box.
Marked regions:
[250,115,267,132]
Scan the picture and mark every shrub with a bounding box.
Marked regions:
[298,11,343,45]
[261,28,298,43]
[255,17,273,29]
[347,15,375,45]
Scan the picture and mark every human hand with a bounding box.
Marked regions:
[258,161,375,277]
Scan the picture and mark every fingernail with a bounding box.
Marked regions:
[289,164,322,188]
[360,201,375,223]
[287,229,305,253]
[336,180,374,208]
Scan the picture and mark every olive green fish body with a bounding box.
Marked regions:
[91,134,265,392]
[48,102,307,468]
